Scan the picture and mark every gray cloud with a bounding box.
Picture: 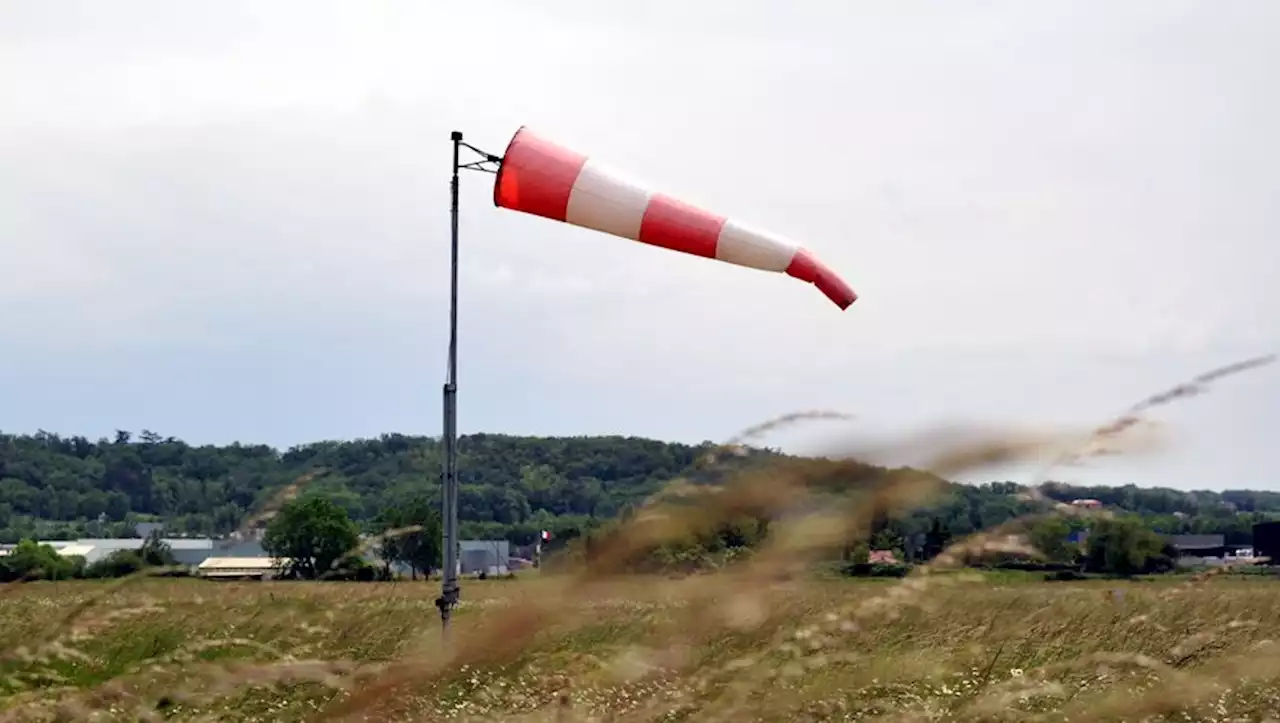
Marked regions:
[1,0,1276,489]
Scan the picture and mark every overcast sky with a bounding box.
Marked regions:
[2,0,1276,491]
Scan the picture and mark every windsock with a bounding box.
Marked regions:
[492,127,856,310]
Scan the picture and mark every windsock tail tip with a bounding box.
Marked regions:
[786,249,857,310]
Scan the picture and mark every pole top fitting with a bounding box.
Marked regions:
[451,131,464,141]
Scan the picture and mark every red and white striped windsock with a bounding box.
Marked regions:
[492,127,857,310]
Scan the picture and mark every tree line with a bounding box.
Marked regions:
[2,429,1277,555]
[0,430,711,544]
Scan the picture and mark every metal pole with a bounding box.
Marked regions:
[437,130,462,636]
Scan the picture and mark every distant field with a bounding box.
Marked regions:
[1,573,1279,722]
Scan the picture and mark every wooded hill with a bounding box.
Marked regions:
[1,429,1276,546]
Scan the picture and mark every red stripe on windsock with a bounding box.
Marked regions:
[637,194,724,260]
[493,127,588,222]
[786,249,858,309]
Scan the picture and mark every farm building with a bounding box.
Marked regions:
[196,556,283,580]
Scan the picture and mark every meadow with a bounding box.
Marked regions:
[2,571,1280,722]
[2,356,1275,722]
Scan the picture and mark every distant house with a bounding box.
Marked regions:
[868,550,898,565]
[1070,499,1102,509]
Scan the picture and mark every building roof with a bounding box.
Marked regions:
[134,522,166,537]
[29,538,216,551]
[83,538,214,550]
[460,540,509,552]
[198,557,282,570]
[1169,534,1226,549]
[3,538,217,559]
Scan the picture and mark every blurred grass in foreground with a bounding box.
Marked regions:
[2,573,1280,722]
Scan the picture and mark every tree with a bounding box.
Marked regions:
[262,496,360,579]
[1029,516,1076,564]
[922,517,951,560]
[372,496,442,580]
[870,529,904,557]
[0,539,79,581]
[139,529,176,567]
[84,550,146,579]
[1084,516,1168,576]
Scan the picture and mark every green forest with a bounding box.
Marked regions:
[1,429,1277,547]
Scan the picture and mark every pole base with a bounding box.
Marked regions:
[436,586,460,630]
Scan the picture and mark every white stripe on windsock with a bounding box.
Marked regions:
[714,219,801,272]
[564,160,653,240]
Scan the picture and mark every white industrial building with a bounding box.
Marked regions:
[459,540,510,575]
[0,537,216,565]
[2,536,516,578]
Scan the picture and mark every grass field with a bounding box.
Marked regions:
[2,571,1280,722]
[3,345,1272,721]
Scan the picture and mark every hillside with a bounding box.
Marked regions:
[1,429,1276,546]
